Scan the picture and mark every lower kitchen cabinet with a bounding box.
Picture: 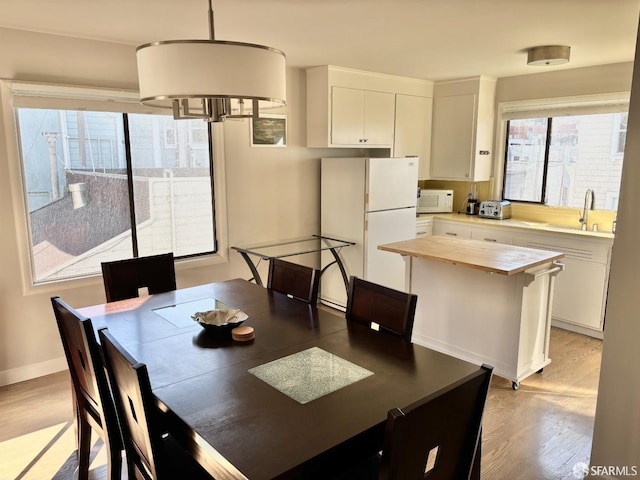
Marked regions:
[431,217,612,338]
[513,232,612,337]
[552,258,608,331]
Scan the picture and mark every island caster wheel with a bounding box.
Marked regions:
[536,368,544,374]
[512,381,520,391]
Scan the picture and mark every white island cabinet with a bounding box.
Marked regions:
[379,236,564,390]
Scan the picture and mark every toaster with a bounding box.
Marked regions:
[479,200,512,220]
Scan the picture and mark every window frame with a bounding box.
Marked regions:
[1,80,229,296]
[493,92,630,204]
[501,117,552,205]
[611,112,628,159]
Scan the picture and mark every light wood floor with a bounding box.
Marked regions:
[0,327,602,480]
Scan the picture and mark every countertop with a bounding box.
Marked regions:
[378,236,565,276]
[417,213,615,240]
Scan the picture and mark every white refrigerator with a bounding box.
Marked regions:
[320,157,419,309]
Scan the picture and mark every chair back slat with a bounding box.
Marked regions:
[267,258,320,304]
[101,252,176,303]
[99,328,167,480]
[346,277,417,341]
[379,364,493,480]
[51,296,122,479]
[52,297,110,416]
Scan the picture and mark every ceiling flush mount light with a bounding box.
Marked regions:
[136,0,286,122]
[527,45,571,66]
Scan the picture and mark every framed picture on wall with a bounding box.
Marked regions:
[250,114,287,147]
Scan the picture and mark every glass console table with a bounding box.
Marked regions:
[231,235,355,290]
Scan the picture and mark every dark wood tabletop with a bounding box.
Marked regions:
[80,278,481,480]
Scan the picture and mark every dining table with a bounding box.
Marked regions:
[79,278,482,480]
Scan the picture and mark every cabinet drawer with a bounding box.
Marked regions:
[432,222,472,239]
[470,227,512,244]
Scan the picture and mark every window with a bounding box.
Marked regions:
[503,112,627,209]
[614,112,628,156]
[16,107,217,284]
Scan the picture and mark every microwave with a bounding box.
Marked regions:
[417,189,454,214]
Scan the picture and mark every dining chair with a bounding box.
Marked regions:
[331,364,493,480]
[98,328,213,480]
[101,252,176,302]
[267,258,320,304]
[345,276,418,341]
[378,364,493,480]
[50,296,123,480]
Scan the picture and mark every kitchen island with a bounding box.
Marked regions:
[379,236,564,389]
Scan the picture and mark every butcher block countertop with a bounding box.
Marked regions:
[379,236,564,276]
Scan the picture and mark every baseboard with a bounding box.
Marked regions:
[551,318,604,339]
[320,297,346,312]
[411,333,512,381]
[0,356,68,387]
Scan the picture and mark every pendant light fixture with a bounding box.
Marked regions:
[136,0,287,122]
[527,45,571,66]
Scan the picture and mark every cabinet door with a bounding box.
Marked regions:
[363,90,395,146]
[431,93,476,180]
[512,231,611,334]
[552,258,607,330]
[432,221,472,239]
[416,219,433,237]
[393,94,433,179]
[331,86,364,145]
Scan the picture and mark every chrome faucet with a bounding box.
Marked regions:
[579,189,595,231]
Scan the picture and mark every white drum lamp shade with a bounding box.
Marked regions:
[137,40,286,110]
[136,0,287,122]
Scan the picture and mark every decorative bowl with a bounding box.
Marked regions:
[192,309,249,332]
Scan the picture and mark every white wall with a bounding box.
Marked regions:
[0,27,360,384]
[589,21,640,478]
[496,62,633,103]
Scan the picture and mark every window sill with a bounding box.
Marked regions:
[21,250,229,297]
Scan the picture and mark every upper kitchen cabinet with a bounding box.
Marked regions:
[331,86,395,147]
[430,76,497,181]
[393,94,433,180]
[307,65,434,164]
